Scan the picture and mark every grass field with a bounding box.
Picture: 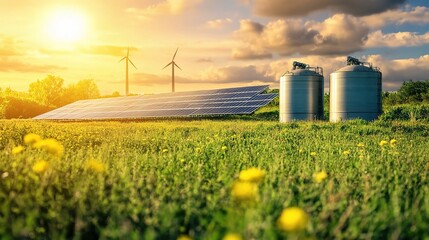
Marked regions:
[1,119,429,239]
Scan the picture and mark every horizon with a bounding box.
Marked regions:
[1,0,429,95]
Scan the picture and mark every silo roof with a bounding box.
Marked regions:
[287,69,321,76]
[335,65,376,72]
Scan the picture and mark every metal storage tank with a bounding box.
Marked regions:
[330,56,382,122]
[280,61,324,122]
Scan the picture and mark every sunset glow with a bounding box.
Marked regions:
[45,8,87,43]
[0,1,428,95]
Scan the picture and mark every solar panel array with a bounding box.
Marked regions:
[34,85,277,120]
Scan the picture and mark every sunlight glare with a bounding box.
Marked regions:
[46,8,86,43]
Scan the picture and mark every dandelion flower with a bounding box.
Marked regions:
[343,150,350,156]
[277,207,309,232]
[32,160,49,173]
[162,149,168,153]
[24,133,42,146]
[390,139,397,147]
[177,235,192,240]
[357,143,365,147]
[231,181,258,201]
[34,139,64,156]
[238,168,266,183]
[310,152,317,157]
[221,146,228,151]
[180,158,186,163]
[222,233,242,240]
[12,145,24,155]
[313,171,328,183]
[379,140,388,147]
[86,159,106,173]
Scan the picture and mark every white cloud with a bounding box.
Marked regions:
[366,30,429,48]
[206,18,233,29]
[233,15,369,58]
[126,0,203,18]
[362,6,429,28]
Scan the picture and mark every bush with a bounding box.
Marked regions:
[0,96,53,119]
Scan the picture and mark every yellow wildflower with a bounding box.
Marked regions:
[195,147,201,153]
[357,143,365,147]
[221,146,228,151]
[359,155,364,160]
[180,158,186,163]
[24,133,42,146]
[313,171,328,183]
[379,140,388,147]
[222,233,242,240]
[34,139,64,156]
[12,145,24,155]
[86,159,106,173]
[239,168,266,183]
[277,207,309,232]
[390,139,397,147]
[231,181,258,201]
[177,235,192,240]
[310,152,317,157]
[32,160,49,173]
[298,149,304,153]
[162,149,168,153]
[343,150,350,156]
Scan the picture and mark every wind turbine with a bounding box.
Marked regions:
[162,48,182,93]
[119,47,137,96]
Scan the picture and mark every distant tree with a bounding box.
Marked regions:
[29,75,65,107]
[60,79,100,106]
[101,91,121,98]
[397,80,429,103]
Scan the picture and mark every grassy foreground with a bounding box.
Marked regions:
[1,119,429,239]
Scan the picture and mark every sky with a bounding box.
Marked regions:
[1,0,429,95]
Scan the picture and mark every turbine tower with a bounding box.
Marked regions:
[119,47,137,96]
[162,48,182,93]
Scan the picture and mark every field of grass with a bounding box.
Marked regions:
[1,119,429,239]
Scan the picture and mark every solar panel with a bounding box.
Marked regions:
[34,85,278,120]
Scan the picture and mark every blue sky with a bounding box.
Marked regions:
[0,0,428,93]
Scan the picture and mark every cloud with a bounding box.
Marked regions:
[252,0,406,17]
[362,6,429,28]
[366,54,429,90]
[126,0,203,18]
[39,45,138,57]
[79,45,138,57]
[0,36,23,57]
[132,65,274,86]
[206,18,233,29]
[0,59,65,73]
[196,58,213,63]
[366,30,429,48]
[233,15,369,58]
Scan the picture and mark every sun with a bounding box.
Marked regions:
[46,8,87,43]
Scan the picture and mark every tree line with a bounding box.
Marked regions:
[0,75,120,119]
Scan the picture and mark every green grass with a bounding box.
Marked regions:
[1,119,429,239]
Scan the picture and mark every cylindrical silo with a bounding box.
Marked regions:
[280,62,324,122]
[330,57,382,122]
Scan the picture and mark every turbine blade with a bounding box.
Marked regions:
[129,58,137,69]
[162,62,172,70]
[172,47,179,61]
[119,56,126,62]
[174,62,182,70]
